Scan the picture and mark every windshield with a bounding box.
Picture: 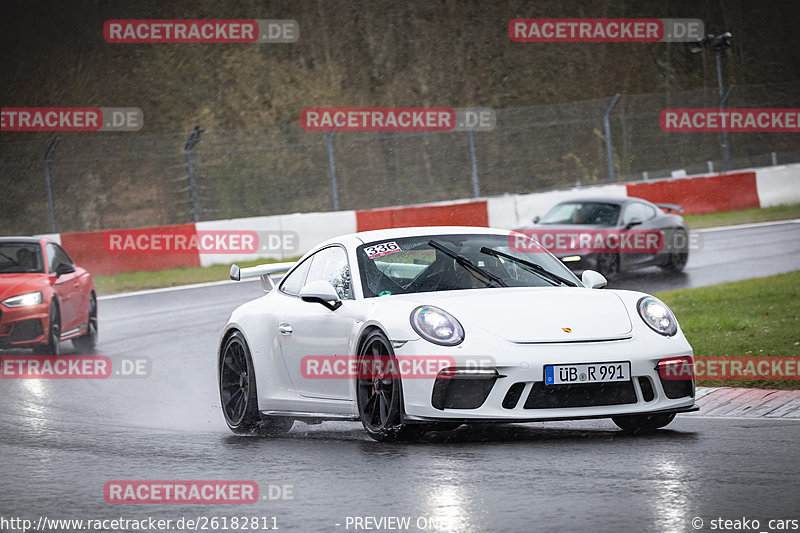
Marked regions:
[539,202,620,226]
[356,234,580,297]
[0,242,45,274]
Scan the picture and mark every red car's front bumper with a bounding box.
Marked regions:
[0,302,49,348]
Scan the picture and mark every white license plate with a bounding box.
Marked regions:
[544,362,630,385]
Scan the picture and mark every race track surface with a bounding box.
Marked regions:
[1,221,798,532]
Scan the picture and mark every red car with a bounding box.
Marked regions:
[0,237,97,354]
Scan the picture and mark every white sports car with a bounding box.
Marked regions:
[218,226,696,441]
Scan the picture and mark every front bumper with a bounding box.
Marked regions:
[0,303,49,348]
[396,338,695,421]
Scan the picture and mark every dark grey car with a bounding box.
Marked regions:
[515,196,690,276]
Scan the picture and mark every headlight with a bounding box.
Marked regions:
[637,296,678,336]
[2,291,43,307]
[410,305,464,346]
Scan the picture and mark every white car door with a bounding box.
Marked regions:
[277,245,356,400]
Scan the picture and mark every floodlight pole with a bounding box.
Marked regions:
[603,94,621,183]
[184,126,204,223]
[690,33,733,171]
[326,130,339,211]
[715,51,733,171]
[42,136,60,233]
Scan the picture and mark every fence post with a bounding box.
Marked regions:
[326,131,339,211]
[467,128,480,198]
[719,82,734,171]
[603,94,621,183]
[466,106,482,198]
[42,136,60,233]
[184,126,204,223]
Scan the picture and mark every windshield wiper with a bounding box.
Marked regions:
[428,240,507,287]
[0,252,20,266]
[479,247,577,287]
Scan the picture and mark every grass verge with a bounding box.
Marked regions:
[684,203,800,229]
[657,271,800,390]
[93,257,298,296]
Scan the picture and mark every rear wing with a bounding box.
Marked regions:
[655,203,684,213]
[230,262,295,292]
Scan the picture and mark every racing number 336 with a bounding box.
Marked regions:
[364,241,401,259]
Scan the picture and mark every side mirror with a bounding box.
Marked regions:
[624,218,643,230]
[581,270,607,289]
[55,263,75,277]
[300,280,342,311]
[532,216,540,224]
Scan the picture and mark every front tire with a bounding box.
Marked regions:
[612,412,676,433]
[72,293,98,352]
[356,330,407,442]
[35,303,60,355]
[219,330,293,435]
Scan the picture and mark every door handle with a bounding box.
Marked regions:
[278,324,293,335]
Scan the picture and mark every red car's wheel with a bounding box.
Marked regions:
[72,293,98,352]
[35,302,60,356]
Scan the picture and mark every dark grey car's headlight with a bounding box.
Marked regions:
[410,305,464,346]
[637,296,678,336]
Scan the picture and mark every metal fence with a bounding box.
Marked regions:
[1,81,799,235]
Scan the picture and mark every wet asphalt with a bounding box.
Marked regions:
[1,220,798,532]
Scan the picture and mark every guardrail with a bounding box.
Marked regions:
[43,163,800,275]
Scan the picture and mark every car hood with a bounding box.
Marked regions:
[0,274,49,302]
[399,287,633,343]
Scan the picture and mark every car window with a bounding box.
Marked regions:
[304,246,352,300]
[0,242,45,274]
[279,257,313,296]
[46,243,73,273]
[357,234,580,297]
[539,202,620,226]
[622,203,656,225]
